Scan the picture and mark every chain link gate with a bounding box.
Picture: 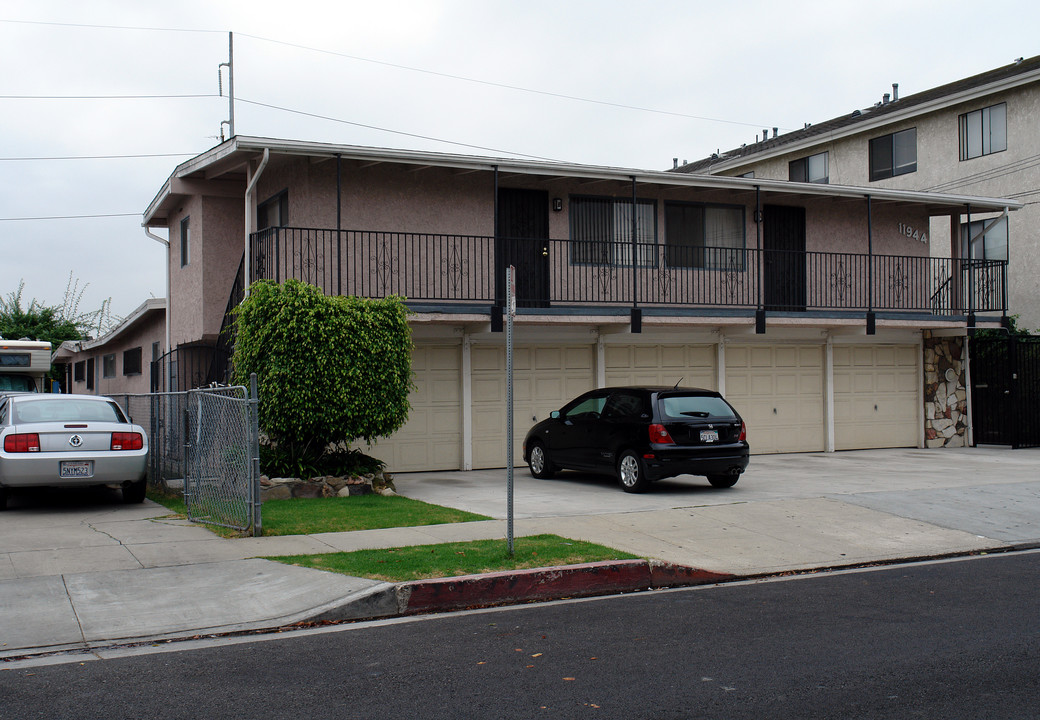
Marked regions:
[112,379,262,536]
[185,382,262,535]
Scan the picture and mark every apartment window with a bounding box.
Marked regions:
[180,216,190,267]
[123,347,142,376]
[960,103,1007,160]
[569,196,656,266]
[258,190,289,230]
[102,354,116,379]
[73,361,85,382]
[86,358,95,390]
[665,202,745,270]
[789,152,829,183]
[869,128,917,181]
[963,216,1008,261]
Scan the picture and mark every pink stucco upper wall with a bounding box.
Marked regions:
[165,153,942,347]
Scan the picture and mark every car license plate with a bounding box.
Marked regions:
[700,429,719,443]
[60,461,93,478]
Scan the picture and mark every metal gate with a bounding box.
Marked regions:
[185,384,262,535]
[969,335,1040,448]
[113,380,261,536]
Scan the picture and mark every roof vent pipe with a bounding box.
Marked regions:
[673,158,678,169]
[892,83,899,101]
[762,129,768,142]
[772,127,778,138]
[883,93,890,104]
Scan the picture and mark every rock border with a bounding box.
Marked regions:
[259,470,396,503]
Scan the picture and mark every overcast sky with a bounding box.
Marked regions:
[2,0,1038,327]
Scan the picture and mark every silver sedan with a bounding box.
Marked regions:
[0,393,148,509]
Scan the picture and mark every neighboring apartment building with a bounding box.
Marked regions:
[676,55,1040,330]
[53,298,166,396]
[141,137,1017,472]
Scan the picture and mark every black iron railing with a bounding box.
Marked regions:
[247,228,1007,315]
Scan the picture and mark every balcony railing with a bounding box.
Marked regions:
[249,227,1007,316]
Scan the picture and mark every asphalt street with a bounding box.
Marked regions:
[2,550,1037,719]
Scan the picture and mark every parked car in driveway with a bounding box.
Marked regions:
[0,393,148,509]
[523,386,749,493]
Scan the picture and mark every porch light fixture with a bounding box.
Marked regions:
[552,197,563,212]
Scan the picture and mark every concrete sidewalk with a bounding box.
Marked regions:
[2,447,1039,660]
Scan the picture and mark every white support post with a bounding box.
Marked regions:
[716,336,726,395]
[595,334,606,388]
[462,334,473,471]
[824,334,835,453]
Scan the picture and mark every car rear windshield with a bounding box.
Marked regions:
[13,399,127,424]
[659,394,737,420]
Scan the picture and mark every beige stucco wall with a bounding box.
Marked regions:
[715,81,1040,328]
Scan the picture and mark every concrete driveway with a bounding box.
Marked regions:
[393,446,1040,571]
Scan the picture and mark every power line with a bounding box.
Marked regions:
[0,212,140,222]
[0,93,217,100]
[0,152,198,161]
[0,20,789,133]
[238,32,786,132]
[0,18,221,34]
[237,97,565,161]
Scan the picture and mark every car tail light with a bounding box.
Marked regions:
[648,424,675,445]
[111,432,144,451]
[4,433,40,453]
[738,421,747,442]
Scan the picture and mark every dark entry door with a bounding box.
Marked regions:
[497,188,550,307]
[763,204,807,311]
[970,335,1040,448]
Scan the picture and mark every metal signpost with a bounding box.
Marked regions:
[506,265,516,556]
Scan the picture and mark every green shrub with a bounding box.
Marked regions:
[232,279,412,475]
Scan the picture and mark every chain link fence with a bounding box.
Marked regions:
[112,380,261,536]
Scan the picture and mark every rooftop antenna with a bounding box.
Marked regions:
[218,31,235,141]
[674,376,684,389]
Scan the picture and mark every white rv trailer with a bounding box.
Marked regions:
[0,339,52,393]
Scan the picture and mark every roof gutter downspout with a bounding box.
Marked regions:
[144,227,172,391]
[243,147,271,299]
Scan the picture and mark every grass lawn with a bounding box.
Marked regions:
[146,490,490,537]
[268,534,640,582]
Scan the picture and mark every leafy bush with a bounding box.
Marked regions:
[232,279,412,475]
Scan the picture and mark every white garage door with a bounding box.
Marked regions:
[365,344,463,472]
[471,344,595,469]
[604,344,716,389]
[725,344,825,454]
[833,344,919,450]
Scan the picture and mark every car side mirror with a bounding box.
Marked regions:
[550,410,560,419]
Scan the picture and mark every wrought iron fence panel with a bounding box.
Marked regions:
[248,227,1007,317]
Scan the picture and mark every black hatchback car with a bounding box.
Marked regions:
[523,386,749,493]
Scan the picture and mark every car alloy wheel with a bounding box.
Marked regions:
[617,450,650,493]
[528,442,555,479]
[530,445,545,474]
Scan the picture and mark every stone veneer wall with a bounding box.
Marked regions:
[923,335,967,448]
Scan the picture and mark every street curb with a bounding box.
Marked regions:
[396,559,733,615]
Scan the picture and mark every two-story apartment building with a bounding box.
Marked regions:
[141,137,1017,472]
[676,55,1040,331]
